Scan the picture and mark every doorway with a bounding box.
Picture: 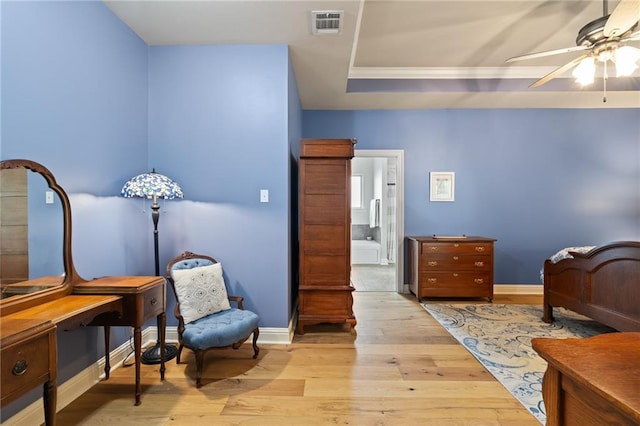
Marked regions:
[350,150,404,293]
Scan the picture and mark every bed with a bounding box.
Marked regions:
[542,241,640,332]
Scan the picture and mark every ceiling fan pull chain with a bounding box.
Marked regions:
[603,61,608,103]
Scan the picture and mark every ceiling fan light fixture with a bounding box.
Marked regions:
[613,46,640,76]
[573,56,596,86]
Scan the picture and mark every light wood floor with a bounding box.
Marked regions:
[56,292,543,425]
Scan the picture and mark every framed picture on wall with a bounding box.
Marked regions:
[430,172,455,202]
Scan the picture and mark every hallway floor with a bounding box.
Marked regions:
[351,264,396,291]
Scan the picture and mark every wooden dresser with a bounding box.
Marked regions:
[532,332,640,426]
[407,236,495,301]
[297,138,356,334]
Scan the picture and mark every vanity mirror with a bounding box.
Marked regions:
[0,159,85,315]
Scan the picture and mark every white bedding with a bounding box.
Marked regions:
[540,245,596,282]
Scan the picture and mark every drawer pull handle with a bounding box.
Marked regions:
[453,273,459,277]
[475,262,485,267]
[454,243,459,247]
[429,246,437,251]
[453,256,459,260]
[427,278,437,284]
[427,261,438,267]
[474,278,484,284]
[12,360,28,376]
[475,246,485,252]
[150,297,158,306]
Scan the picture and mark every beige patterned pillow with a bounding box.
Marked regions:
[172,263,231,324]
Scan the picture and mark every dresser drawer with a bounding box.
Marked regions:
[420,272,492,289]
[420,242,492,255]
[1,332,52,399]
[420,255,492,271]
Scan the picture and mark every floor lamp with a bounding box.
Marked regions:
[121,169,183,364]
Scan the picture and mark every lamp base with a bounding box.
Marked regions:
[141,341,178,365]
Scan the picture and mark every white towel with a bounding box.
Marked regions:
[369,199,380,228]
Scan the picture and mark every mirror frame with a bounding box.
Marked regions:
[1,159,86,315]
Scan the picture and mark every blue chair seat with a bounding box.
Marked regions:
[183,308,260,350]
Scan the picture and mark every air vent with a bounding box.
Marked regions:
[311,10,343,35]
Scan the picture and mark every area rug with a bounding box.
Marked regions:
[422,303,615,424]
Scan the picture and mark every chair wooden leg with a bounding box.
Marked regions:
[251,328,260,359]
[195,350,205,388]
[176,344,184,364]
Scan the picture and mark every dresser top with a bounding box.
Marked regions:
[408,236,496,243]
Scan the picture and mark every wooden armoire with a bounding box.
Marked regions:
[297,138,356,334]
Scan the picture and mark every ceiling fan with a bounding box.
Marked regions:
[506,0,640,89]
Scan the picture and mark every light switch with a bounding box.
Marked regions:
[260,189,269,203]
[45,191,54,204]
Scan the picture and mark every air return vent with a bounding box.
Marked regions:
[311,10,343,35]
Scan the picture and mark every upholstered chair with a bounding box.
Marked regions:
[166,251,260,387]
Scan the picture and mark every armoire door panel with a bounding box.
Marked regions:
[303,162,347,195]
[302,255,347,280]
[303,195,347,224]
[302,224,346,251]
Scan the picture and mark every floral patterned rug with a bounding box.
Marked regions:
[422,303,615,424]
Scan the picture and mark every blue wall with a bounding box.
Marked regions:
[303,109,640,283]
[147,44,292,327]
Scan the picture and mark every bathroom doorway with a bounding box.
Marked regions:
[350,150,404,293]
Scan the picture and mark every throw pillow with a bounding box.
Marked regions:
[172,262,231,324]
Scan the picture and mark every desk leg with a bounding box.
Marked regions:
[43,380,56,426]
[103,326,111,379]
[133,325,142,406]
[159,312,166,380]
[541,365,561,426]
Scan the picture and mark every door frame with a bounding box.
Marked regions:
[353,149,406,293]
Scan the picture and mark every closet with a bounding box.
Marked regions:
[297,138,356,334]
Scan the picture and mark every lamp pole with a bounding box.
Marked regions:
[151,195,160,276]
[141,194,178,365]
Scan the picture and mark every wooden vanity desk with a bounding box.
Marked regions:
[0,160,169,425]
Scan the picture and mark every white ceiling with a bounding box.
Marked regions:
[105,0,640,109]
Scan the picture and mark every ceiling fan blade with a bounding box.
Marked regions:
[529,53,590,88]
[506,45,588,63]
[604,0,640,37]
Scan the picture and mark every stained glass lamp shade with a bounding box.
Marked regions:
[121,170,183,201]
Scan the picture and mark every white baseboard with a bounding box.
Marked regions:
[2,326,289,425]
[494,284,543,295]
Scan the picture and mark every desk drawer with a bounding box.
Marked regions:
[142,284,164,319]
[1,333,52,400]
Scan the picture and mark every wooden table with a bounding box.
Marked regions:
[532,332,640,426]
[73,276,168,405]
